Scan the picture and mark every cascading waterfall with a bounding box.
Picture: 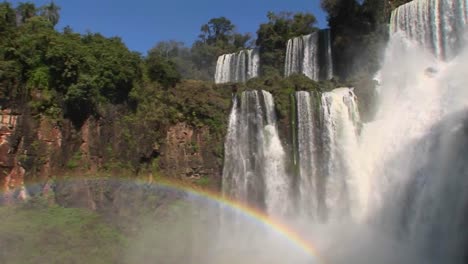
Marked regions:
[294,91,320,219]
[219,0,468,263]
[214,49,260,84]
[355,0,468,262]
[390,0,467,60]
[294,89,361,221]
[222,90,289,216]
[321,88,361,220]
[284,29,333,81]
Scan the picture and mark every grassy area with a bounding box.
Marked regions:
[0,201,126,264]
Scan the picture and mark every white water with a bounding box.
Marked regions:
[390,0,468,60]
[294,89,361,221]
[284,29,333,81]
[321,88,361,221]
[221,0,468,263]
[222,90,289,216]
[295,91,320,219]
[354,0,468,262]
[215,49,260,84]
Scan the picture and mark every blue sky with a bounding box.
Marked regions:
[10,0,328,54]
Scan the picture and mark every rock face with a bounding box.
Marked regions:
[159,123,220,185]
[0,107,224,200]
[0,109,23,199]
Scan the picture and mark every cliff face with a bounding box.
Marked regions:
[0,109,23,196]
[0,106,224,200]
[159,122,222,187]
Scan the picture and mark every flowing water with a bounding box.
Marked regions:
[293,89,361,221]
[214,49,260,84]
[222,90,289,216]
[390,0,467,60]
[284,29,333,81]
[222,0,468,263]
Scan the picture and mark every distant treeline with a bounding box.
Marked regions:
[0,1,411,128]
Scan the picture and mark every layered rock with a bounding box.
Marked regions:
[0,108,223,202]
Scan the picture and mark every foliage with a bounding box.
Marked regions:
[199,17,235,45]
[0,2,143,126]
[0,0,400,179]
[16,2,37,25]
[320,0,389,80]
[256,12,318,76]
[127,79,230,139]
[319,0,392,120]
[191,17,252,80]
[0,202,126,263]
[232,74,328,120]
[147,40,199,79]
[145,17,252,81]
[145,49,181,88]
[389,0,413,9]
[66,151,83,170]
[39,2,60,26]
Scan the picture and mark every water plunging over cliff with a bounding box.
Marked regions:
[284,29,333,81]
[214,49,260,84]
[222,90,289,216]
[221,0,468,262]
[293,89,360,221]
[356,0,468,262]
[390,0,467,60]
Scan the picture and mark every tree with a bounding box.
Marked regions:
[39,2,60,26]
[81,34,142,103]
[320,0,390,79]
[0,2,17,33]
[146,49,181,88]
[150,40,185,59]
[16,2,37,25]
[199,17,235,45]
[148,41,202,80]
[232,33,252,49]
[256,11,317,76]
[191,17,251,80]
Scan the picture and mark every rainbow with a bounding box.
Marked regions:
[3,177,325,263]
[155,179,325,264]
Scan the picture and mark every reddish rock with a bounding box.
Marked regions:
[159,122,221,187]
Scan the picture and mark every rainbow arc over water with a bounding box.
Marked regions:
[156,180,325,264]
[4,177,325,263]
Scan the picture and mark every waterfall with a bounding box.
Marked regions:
[390,0,468,60]
[294,89,360,221]
[214,49,260,84]
[222,90,289,216]
[295,91,320,219]
[284,29,333,81]
[356,0,468,262]
[219,0,468,262]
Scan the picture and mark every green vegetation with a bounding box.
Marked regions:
[0,2,234,177]
[256,12,318,76]
[0,0,413,180]
[317,0,411,120]
[0,180,215,263]
[0,202,126,263]
[389,0,413,9]
[0,1,142,127]
[66,151,82,170]
[320,0,385,80]
[146,17,252,81]
[224,74,335,120]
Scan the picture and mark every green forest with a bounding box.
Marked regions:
[2,1,465,263]
[0,0,411,177]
